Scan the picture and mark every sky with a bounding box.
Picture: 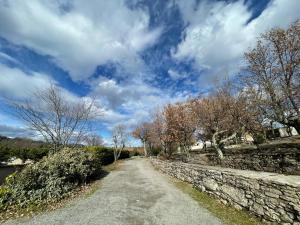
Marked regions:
[0,0,299,146]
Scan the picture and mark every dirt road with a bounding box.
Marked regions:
[4,158,223,225]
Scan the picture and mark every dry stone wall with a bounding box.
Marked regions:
[189,145,300,175]
[151,159,300,225]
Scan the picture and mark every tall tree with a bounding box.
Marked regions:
[244,20,300,132]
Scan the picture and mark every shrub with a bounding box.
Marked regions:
[150,147,161,156]
[0,186,12,210]
[129,150,141,157]
[0,145,10,162]
[119,150,130,159]
[86,146,115,165]
[253,133,266,145]
[1,148,101,209]
[85,146,130,164]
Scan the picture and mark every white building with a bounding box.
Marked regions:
[191,141,212,151]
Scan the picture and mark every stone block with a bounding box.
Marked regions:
[252,203,264,215]
[219,184,248,207]
[202,178,218,191]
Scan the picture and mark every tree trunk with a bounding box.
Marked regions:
[113,151,117,163]
[215,146,224,159]
[143,141,147,157]
[212,131,224,160]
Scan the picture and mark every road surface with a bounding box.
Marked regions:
[4,158,223,225]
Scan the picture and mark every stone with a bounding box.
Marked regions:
[219,184,248,207]
[202,178,219,191]
[151,159,300,225]
[252,203,264,215]
[264,191,279,198]
[280,195,299,204]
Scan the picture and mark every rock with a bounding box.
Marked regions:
[202,178,218,191]
[252,203,264,215]
[219,184,248,207]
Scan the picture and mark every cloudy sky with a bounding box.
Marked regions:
[0,0,299,145]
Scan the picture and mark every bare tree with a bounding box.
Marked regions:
[112,124,128,162]
[13,85,99,153]
[163,102,197,157]
[244,20,300,132]
[146,109,176,159]
[85,133,104,146]
[191,83,262,159]
[132,122,151,157]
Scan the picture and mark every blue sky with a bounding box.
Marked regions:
[0,0,299,145]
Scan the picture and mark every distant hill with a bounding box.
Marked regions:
[0,135,49,163]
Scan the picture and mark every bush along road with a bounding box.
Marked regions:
[3,158,223,225]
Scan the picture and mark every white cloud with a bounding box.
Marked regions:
[92,76,189,130]
[0,52,20,65]
[168,69,189,80]
[0,64,97,109]
[0,0,162,80]
[0,64,54,99]
[173,0,300,80]
[0,124,37,138]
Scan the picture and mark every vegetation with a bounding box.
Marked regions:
[12,85,100,153]
[0,148,101,211]
[112,124,128,162]
[0,158,124,222]
[85,146,130,165]
[132,122,152,157]
[0,136,50,162]
[133,20,300,160]
[244,20,300,133]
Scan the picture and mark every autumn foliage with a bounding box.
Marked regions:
[133,21,300,159]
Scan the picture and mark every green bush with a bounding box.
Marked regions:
[1,148,101,209]
[0,186,12,209]
[0,145,10,162]
[253,133,266,145]
[119,150,130,159]
[86,146,131,165]
[86,146,115,165]
[0,144,49,163]
[150,147,161,156]
[129,150,141,157]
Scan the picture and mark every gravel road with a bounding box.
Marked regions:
[4,158,223,225]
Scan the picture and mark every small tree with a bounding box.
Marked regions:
[192,83,262,159]
[147,108,179,159]
[132,122,151,157]
[13,85,99,153]
[112,124,128,162]
[85,134,104,146]
[163,102,196,158]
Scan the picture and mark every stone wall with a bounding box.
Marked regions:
[189,144,300,175]
[151,159,300,225]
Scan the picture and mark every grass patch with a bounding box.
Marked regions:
[173,179,267,225]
